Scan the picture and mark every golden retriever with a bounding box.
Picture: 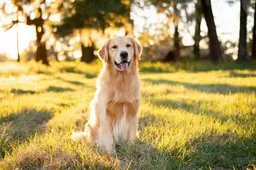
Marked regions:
[71,36,142,153]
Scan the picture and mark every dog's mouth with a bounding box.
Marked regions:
[114,61,131,70]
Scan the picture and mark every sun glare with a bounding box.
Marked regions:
[0,23,35,60]
[74,50,82,59]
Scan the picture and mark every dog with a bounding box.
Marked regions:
[71,36,142,153]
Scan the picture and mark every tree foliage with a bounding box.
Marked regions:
[56,0,131,36]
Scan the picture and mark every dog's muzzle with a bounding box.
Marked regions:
[114,61,131,70]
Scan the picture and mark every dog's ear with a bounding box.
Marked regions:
[98,40,109,62]
[130,37,142,60]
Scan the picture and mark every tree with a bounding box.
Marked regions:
[252,1,256,59]
[238,0,250,61]
[173,2,181,60]
[26,7,48,65]
[194,0,202,59]
[201,0,222,62]
[0,0,52,65]
[56,0,130,63]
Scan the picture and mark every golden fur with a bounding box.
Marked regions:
[71,36,142,153]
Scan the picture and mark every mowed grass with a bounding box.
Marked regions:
[0,60,256,169]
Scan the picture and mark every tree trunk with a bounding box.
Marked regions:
[27,8,49,65]
[80,43,96,63]
[238,0,248,61]
[163,50,176,62]
[35,25,48,65]
[194,0,202,60]
[16,22,20,62]
[173,4,180,60]
[252,2,256,59]
[201,0,222,62]
[174,24,180,59]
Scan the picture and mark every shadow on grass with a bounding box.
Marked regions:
[46,86,74,92]
[143,78,256,94]
[84,73,97,79]
[140,60,256,73]
[153,98,255,127]
[55,77,85,86]
[60,67,97,79]
[230,71,256,78]
[136,100,256,169]
[0,108,53,158]
[64,80,85,86]
[184,134,256,169]
[55,77,94,88]
[10,89,37,95]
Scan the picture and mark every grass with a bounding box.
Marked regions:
[0,60,256,169]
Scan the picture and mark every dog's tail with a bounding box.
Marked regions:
[71,123,97,143]
[71,131,88,142]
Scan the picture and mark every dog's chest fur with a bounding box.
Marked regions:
[112,76,139,102]
[106,73,139,114]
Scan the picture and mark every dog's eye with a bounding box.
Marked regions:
[112,45,117,49]
[126,44,131,48]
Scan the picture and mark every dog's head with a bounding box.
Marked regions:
[98,36,142,71]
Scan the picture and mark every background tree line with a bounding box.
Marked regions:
[0,0,256,65]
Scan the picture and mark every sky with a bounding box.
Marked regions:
[0,0,252,60]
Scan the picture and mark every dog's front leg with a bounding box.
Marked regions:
[89,93,115,153]
[126,101,140,143]
[97,117,114,153]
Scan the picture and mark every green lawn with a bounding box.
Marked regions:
[0,61,256,169]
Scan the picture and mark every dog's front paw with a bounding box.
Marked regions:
[98,144,116,155]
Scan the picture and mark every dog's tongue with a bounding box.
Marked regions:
[120,62,129,70]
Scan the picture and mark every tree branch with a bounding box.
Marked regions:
[3,20,20,31]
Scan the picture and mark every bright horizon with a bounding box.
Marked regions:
[0,0,251,60]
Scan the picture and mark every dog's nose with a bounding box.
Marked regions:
[120,51,128,61]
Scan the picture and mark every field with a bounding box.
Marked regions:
[0,61,256,169]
